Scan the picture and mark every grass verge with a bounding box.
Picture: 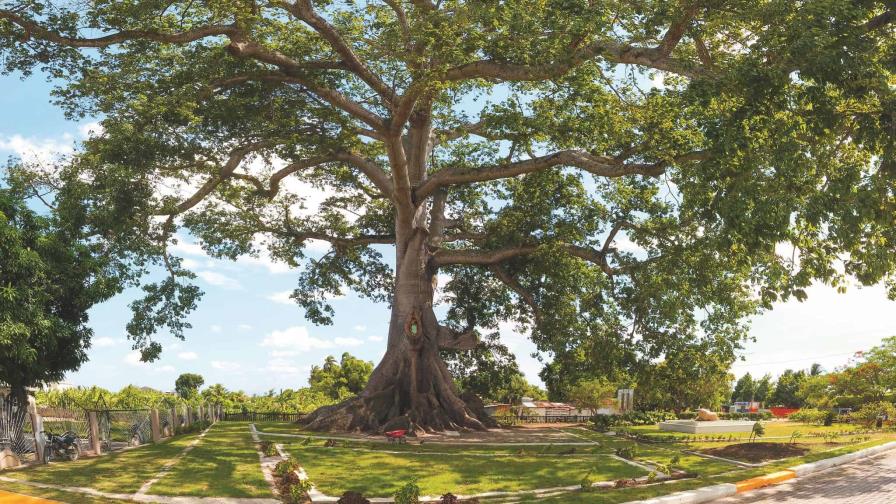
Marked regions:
[147,421,272,498]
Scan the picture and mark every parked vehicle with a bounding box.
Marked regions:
[42,430,81,462]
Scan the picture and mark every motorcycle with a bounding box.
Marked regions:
[42,430,82,462]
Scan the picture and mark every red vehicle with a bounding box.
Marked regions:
[385,429,408,444]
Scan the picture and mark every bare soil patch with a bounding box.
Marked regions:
[700,442,810,463]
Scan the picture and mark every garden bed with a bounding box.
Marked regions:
[700,442,810,463]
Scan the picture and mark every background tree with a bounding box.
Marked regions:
[174,373,205,399]
[731,373,756,403]
[0,178,125,401]
[443,333,545,404]
[2,1,895,432]
[770,369,807,408]
[309,353,374,400]
[635,343,733,411]
[754,374,773,404]
[566,378,617,412]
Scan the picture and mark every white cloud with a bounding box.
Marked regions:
[93,337,120,348]
[264,358,307,375]
[156,365,176,373]
[267,290,295,305]
[353,325,367,332]
[210,325,223,333]
[181,258,201,270]
[177,351,198,360]
[238,324,253,331]
[269,350,300,358]
[78,121,104,138]
[334,337,364,347]
[123,350,143,366]
[196,270,242,290]
[261,326,334,351]
[211,361,241,371]
[0,134,74,164]
[169,239,208,258]
[367,335,384,342]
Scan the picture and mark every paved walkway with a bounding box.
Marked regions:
[716,450,896,503]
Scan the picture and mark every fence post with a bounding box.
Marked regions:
[87,411,102,455]
[170,407,178,435]
[26,396,46,464]
[150,409,161,443]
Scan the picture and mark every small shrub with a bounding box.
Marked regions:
[286,479,313,504]
[580,470,593,489]
[849,401,896,427]
[274,458,300,477]
[789,409,829,425]
[259,440,278,457]
[615,446,637,460]
[394,478,420,504]
[439,493,460,504]
[337,491,370,504]
[749,422,765,443]
[646,471,657,482]
[789,431,803,444]
[301,436,312,446]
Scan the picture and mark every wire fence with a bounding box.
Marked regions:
[0,393,34,462]
[1,395,222,468]
[97,409,153,451]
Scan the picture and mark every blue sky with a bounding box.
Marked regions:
[3,71,896,395]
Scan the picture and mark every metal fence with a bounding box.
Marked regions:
[37,401,93,455]
[96,409,153,452]
[498,415,595,424]
[222,411,306,422]
[0,393,33,462]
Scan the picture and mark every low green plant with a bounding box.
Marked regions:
[646,471,657,483]
[615,446,637,460]
[789,431,803,444]
[274,458,300,477]
[259,440,278,457]
[580,469,593,489]
[301,436,312,446]
[393,478,420,504]
[286,478,313,504]
[749,422,765,443]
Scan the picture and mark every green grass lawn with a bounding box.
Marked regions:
[628,421,870,441]
[282,441,645,497]
[147,422,272,498]
[3,432,200,494]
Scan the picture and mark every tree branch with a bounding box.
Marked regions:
[0,11,238,47]
[489,264,542,325]
[442,39,701,83]
[416,150,709,200]
[283,0,396,105]
[213,67,386,130]
[169,141,271,214]
[433,242,617,277]
[270,226,396,248]
[437,325,479,351]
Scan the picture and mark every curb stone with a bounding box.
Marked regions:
[622,440,896,504]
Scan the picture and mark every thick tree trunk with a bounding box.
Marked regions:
[302,236,495,433]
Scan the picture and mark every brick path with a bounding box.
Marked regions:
[716,450,896,503]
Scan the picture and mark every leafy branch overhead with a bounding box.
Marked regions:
[1,0,893,388]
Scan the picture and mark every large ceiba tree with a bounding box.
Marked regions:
[1,0,894,432]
